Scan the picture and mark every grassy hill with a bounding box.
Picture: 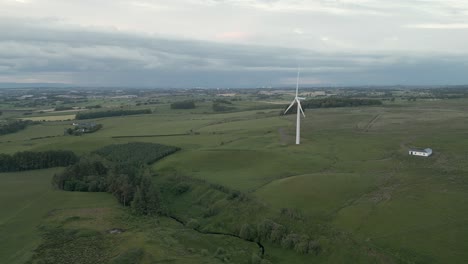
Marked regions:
[1,94,468,263]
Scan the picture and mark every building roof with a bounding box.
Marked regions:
[409,148,432,154]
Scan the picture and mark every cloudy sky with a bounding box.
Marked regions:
[1,0,468,88]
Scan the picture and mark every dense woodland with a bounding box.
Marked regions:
[302,98,382,108]
[51,155,160,215]
[212,100,236,112]
[170,100,196,109]
[54,106,74,111]
[0,150,78,172]
[75,109,151,120]
[52,143,179,215]
[93,142,180,165]
[0,120,35,135]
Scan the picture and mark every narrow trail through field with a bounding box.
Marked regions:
[167,215,265,257]
[0,189,51,226]
[363,113,381,132]
[278,127,288,145]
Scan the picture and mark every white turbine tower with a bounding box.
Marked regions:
[284,69,306,145]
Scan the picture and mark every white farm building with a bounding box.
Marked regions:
[409,148,433,157]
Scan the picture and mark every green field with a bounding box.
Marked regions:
[0,169,116,264]
[2,91,468,263]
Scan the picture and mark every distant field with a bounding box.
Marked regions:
[2,95,468,263]
[19,114,76,121]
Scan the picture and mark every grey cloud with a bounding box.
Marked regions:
[0,18,467,87]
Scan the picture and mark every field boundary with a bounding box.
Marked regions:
[112,133,190,138]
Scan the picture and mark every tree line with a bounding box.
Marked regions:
[0,150,78,172]
[93,142,180,165]
[75,108,152,120]
[0,120,35,135]
[238,217,321,255]
[170,100,196,109]
[284,98,382,114]
[303,98,382,108]
[213,102,236,112]
[52,142,180,215]
[51,155,161,215]
[54,106,74,111]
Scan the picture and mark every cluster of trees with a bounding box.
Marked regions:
[52,156,161,215]
[75,109,151,120]
[302,98,382,108]
[54,106,73,111]
[53,142,180,215]
[93,142,180,165]
[64,124,103,136]
[170,100,196,109]
[239,219,321,255]
[214,99,233,105]
[0,120,35,135]
[0,150,78,172]
[85,105,102,109]
[212,98,236,112]
[284,98,382,114]
[212,102,236,112]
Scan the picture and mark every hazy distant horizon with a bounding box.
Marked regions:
[2,82,467,90]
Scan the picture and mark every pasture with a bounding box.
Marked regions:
[1,91,468,263]
[18,114,76,122]
[0,168,116,264]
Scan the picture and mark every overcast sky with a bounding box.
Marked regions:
[1,0,468,88]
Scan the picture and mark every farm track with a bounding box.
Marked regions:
[0,189,51,226]
[363,113,381,132]
[167,215,265,257]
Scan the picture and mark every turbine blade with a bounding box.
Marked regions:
[297,100,306,117]
[284,100,296,114]
[296,68,300,97]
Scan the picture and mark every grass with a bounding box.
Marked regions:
[18,114,76,121]
[2,97,468,263]
[0,168,258,264]
[0,168,116,264]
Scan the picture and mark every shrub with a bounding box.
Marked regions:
[281,233,300,249]
[280,208,303,220]
[186,219,200,230]
[112,248,145,264]
[257,219,276,241]
[171,100,196,109]
[203,206,219,218]
[214,247,229,261]
[270,224,286,243]
[172,183,191,195]
[250,254,262,264]
[228,190,247,201]
[308,240,321,255]
[239,223,256,241]
[294,235,310,254]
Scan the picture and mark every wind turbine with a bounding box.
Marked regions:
[284,69,306,145]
